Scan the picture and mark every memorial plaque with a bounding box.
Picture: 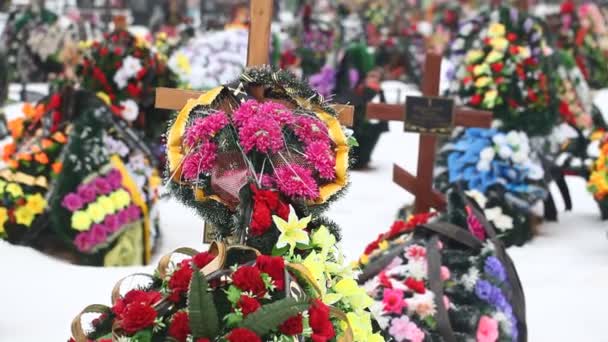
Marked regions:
[404,95,454,135]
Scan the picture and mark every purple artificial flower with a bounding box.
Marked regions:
[93,177,113,195]
[484,256,507,282]
[474,279,493,301]
[348,68,359,88]
[184,111,229,147]
[273,164,319,200]
[62,193,84,212]
[77,184,97,204]
[238,115,284,154]
[309,66,336,99]
[90,224,108,244]
[105,169,123,189]
[291,115,331,146]
[181,141,218,180]
[104,214,120,232]
[304,140,336,180]
[117,209,131,226]
[127,204,142,221]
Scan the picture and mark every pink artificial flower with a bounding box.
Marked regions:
[77,183,97,203]
[127,204,142,221]
[273,164,319,200]
[382,288,405,314]
[74,232,93,252]
[260,101,296,125]
[93,177,112,195]
[238,115,284,154]
[440,266,451,281]
[256,173,275,188]
[304,140,336,180]
[117,209,131,226]
[62,193,84,212]
[90,224,108,244]
[291,115,331,145]
[233,100,260,128]
[105,169,123,189]
[388,316,425,342]
[181,141,218,180]
[405,245,426,260]
[104,215,120,232]
[476,316,499,342]
[466,206,486,241]
[184,111,229,147]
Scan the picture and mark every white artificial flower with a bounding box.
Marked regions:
[492,133,507,146]
[484,207,514,231]
[368,301,391,329]
[407,292,436,319]
[120,55,143,78]
[480,147,496,161]
[113,70,129,89]
[497,145,513,159]
[460,22,473,36]
[480,241,496,255]
[506,131,521,146]
[120,99,139,122]
[477,160,491,172]
[461,268,480,291]
[405,259,428,280]
[511,150,528,164]
[466,190,488,208]
[587,139,600,159]
[452,38,465,50]
[525,161,545,180]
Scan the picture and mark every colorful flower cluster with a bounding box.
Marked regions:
[588,137,608,204]
[61,168,142,252]
[0,181,46,238]
[2,128,66,177]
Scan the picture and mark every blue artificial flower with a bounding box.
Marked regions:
[484,256,507,282]
[474,279,493,301]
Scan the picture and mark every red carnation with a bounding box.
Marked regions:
[232,265,267,297]
[226,328,261,342]
[469,94,482,106]
[193,251,216,269]
[491,62,504,73]
[279,314,303,335]
[405,277,426,294]
[127,83,142,98]
[112,289,161,317]
[168,311,191,342]
[363,237,381,255]
[250,202,272,236]
[168,260,194,302]
[237,295,261,316]
[255,254,285,291]
[507,32,518,42]
[309,299,335,341]
[120,302,157,334]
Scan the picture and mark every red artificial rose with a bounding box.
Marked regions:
[279,313,303,335]
[127,83,142,98]
[168,260,194,302]
[232,266,266,297]
[168,311,191,342]
[509,45,519,55]
[193,251,216,269]
[524,57,537,67]
[48,94,62,111]
[237,295,261,316]
[491,63,504,73]
[250,202,272,236]
[255,254,285,291]
[507,32,518,42]
[112,290,162,317]
[136,68,148,80]
[92,67,108,85]
[527,89,538,102]
[114,47,123,55]
[308,299,335,341]
[120,302,157,334]
[405,277,426,294]
[469,94,482,106]
[99,47,109,56]
[363,235,381,255]
[226,328,261,342]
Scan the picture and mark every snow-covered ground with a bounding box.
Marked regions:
[0,119,606,341]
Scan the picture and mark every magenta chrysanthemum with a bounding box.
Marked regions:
[291,115,330,145]
[181,141,218,180]
[239,115,284,154]
[273,164,319,200]
[260,101,296,125]
[233,100,260,128]
[305,141,336,180]
[184,111,229,147]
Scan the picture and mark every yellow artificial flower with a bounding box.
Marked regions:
[483,90,499,108]
[98,196,116,215]
[302,251,327,289]
[78,40,93,49]
[465,49,484,64]
[475,76,492,88]
[72,211,93,231]
[6,183,23,198]
[96,92,111,106]
[344,312,385,342]
[359,254,369,265]
[332,279,373,311]
[15,206,34,226]
[488,23,506,38]
[311,225,336,256]
[175,53,192,74]
[86,202,106,223]
[485,50,504,64]
[111,189,132,209]
[490,37,509,51]
[26,193,46,215]
[0,207,8,234]
[473,63,490,76]
[272,207,311,254]
[518,46,531,59]
[378,240,389,251]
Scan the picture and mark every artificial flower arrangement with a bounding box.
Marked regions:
[1,89,162,266]
[76,29,178,150]
[168,28,249,90]
[556,1,608,89]
[70,66,384,342]
[588,134,608,219]
[447,6,558,136]
[434,128,547,246]
[358,190,526,342]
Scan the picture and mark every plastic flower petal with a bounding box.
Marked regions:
[26,193,46,215]
[15,206,35,226]
[272,207,311,254]
[311,225,336,256]
[333,278,373,311]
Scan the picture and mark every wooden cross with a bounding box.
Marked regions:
[154,0,354,126]
[366,52,493,214]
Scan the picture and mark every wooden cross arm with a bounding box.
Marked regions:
[366,103,493,128]
[155,87,354,126]
[393,164,447,211]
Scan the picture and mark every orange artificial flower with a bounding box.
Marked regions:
[7,159,18,169]
[22,103,45,121]
[52,132,67,144]
[7,118,24,139]
[17,152,32,161]
[51,162,62,174]
[34,153,49,165]
[2,143,16,161]
[31,145,42,153]
[41,139,54,149]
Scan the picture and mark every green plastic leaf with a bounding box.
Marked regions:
[347,136,359,147]
[131,329,152,342]
[225,285,242,305]
[225,311,243,328]
[188,267,219,339]
[238,298,309,336]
